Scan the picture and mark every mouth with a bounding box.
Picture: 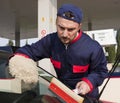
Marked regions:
[61,36,68,40]
[61,38,70,44]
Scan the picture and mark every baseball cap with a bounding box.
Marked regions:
[57,4,83,23]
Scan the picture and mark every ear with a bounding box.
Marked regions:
[78,23,82,31]
[79,23,82,27]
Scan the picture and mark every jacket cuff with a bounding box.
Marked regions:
[14,53,30,58]
[81,77,93,92]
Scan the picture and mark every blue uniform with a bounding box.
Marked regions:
[16,31,108,98]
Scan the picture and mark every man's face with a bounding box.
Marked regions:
[56,16,81,44]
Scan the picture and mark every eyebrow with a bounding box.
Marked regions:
[58,24,76,30]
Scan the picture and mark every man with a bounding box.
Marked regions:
[9,4,108,99]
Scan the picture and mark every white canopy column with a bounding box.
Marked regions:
[38,0,57,79]
[38,0,57,39]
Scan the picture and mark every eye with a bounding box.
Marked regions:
[67,28,75,32]
[59,25,65,30]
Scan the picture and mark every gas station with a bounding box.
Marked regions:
[0,0,120,103]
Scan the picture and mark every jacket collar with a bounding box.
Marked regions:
[71,30,82,44]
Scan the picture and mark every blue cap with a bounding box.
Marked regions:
[57,4,83,23]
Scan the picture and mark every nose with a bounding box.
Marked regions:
[62,29,68,37]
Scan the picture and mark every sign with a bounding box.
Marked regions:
[40,29,47,38]
[86,29,117,46]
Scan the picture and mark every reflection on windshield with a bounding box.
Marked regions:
[39,66,65,103]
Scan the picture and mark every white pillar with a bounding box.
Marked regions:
[38,0,57,39]
[38,0,57,77]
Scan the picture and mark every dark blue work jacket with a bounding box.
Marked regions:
[16,31,108,98]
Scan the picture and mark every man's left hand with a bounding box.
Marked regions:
[75,81,90,95]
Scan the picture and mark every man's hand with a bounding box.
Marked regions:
[9,55,39,90]
[76,81,90,95]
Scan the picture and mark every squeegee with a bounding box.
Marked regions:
[38,66,84,103]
